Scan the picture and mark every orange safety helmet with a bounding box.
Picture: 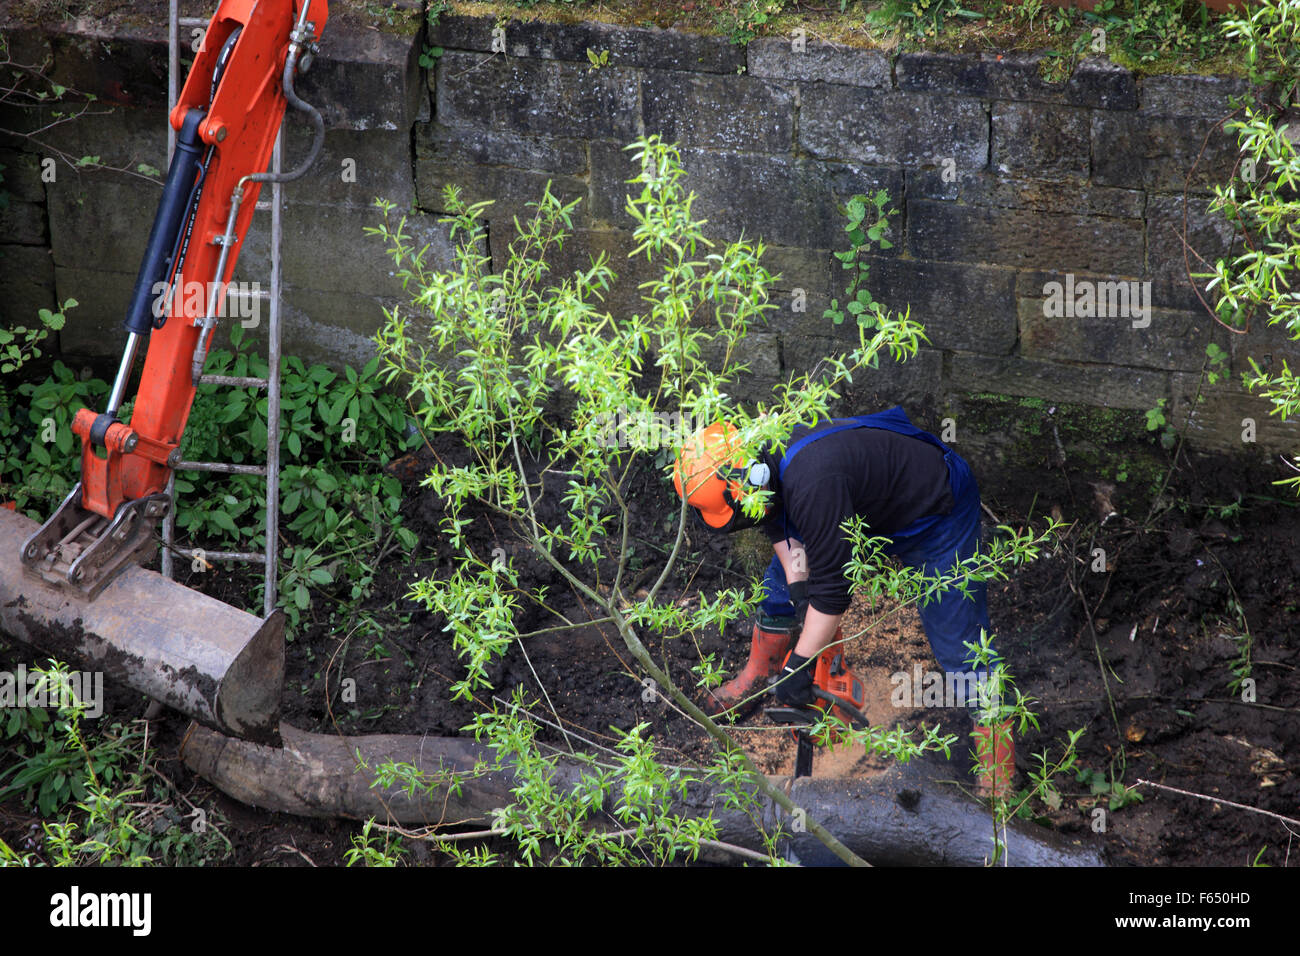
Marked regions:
[673,422,772,532]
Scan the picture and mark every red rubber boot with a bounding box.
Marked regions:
[972,719,1015,799]
[706,617,798,718]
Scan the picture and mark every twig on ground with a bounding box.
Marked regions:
[1136,778,1300,829]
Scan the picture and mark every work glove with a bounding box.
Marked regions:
[773,652,815,707]
[787,579,810,627]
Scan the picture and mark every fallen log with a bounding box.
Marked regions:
[181,723,1105,866]
[0,509,283,745]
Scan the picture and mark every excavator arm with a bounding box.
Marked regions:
[0,0,329,744]
[23,0,327,596]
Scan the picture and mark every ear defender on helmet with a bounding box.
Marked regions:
[672,425,772,534]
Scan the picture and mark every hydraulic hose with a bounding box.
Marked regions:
[249,2,323,186]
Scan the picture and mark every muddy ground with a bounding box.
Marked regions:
[2,397,1297,867]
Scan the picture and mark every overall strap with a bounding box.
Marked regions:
[777,406,949,479]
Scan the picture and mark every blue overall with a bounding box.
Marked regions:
[759,406,995,676]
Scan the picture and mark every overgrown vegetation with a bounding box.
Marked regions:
[413,0,1235,73]
[0,327,419,634]
[0,32,163,184]
[355,134,1072,866]
[0,662,231,866]
[1200,0,1300,496]
[0,320,417,865]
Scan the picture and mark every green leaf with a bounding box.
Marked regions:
[321,393,345,427]
[210,510,237,533]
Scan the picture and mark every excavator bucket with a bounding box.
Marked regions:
[0,508,282,745]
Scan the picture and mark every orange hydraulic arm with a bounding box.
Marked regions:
[22,0,327,598]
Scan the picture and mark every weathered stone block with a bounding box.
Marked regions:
[34,104,167,180]
[1139,74,1255,118]
[761,245,834,298]
[908,169,1143,219]
[278,287,398,369]
[46,176,160,273]
[760,292,820,340]
[908,200,1144,274]
[48,20,168,110]
[1020,268,1209,314]
[800,84,987,169]
[278,205,458,297]
[0,19,51,76]
[765,289,835,336]
[414,122,588,177]
[436,51,640,142]
[417,157,588,229]
[1227,316,1300,378]
[747,38,890,87]
[1018,292,1231,371]
[590,140,905,250]
[281,126,414,208]
[1091,111,1238,193]
[52,265,135,358]
[703,331,783,401]
[992,102,1088,181]
[1146,194,1236,282]
[431,14,744,73]
[0,244,56,329]
[642,70,793,152]
[0,199,47,245]
[230,202,459,299]
[1066,57,1137,111]
[778,273,998,359]
[863,256,1016,353]
[1147,274,1211,312]
[503,227,661,321]
[1170,370,1300,454]
[896,51,998,97]
[950,353,1167,410]
[783,332,942,407]
[36,15,420,133]
[896,51,1135,109]
[848,347,943,410]
[297,19,422,132]
[0,148,48,202]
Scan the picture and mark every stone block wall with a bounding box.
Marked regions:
[2,9,1297,454]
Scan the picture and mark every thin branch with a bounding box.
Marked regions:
[516,638,575,755]
[1136,778,1300,829]
[516,616,614,640]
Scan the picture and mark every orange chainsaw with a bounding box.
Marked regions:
[764,647,868,777]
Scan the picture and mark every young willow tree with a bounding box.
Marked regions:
[366,137,1057,867]
[1204,0,1300,489]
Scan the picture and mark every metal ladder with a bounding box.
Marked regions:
[159,0,283,618]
